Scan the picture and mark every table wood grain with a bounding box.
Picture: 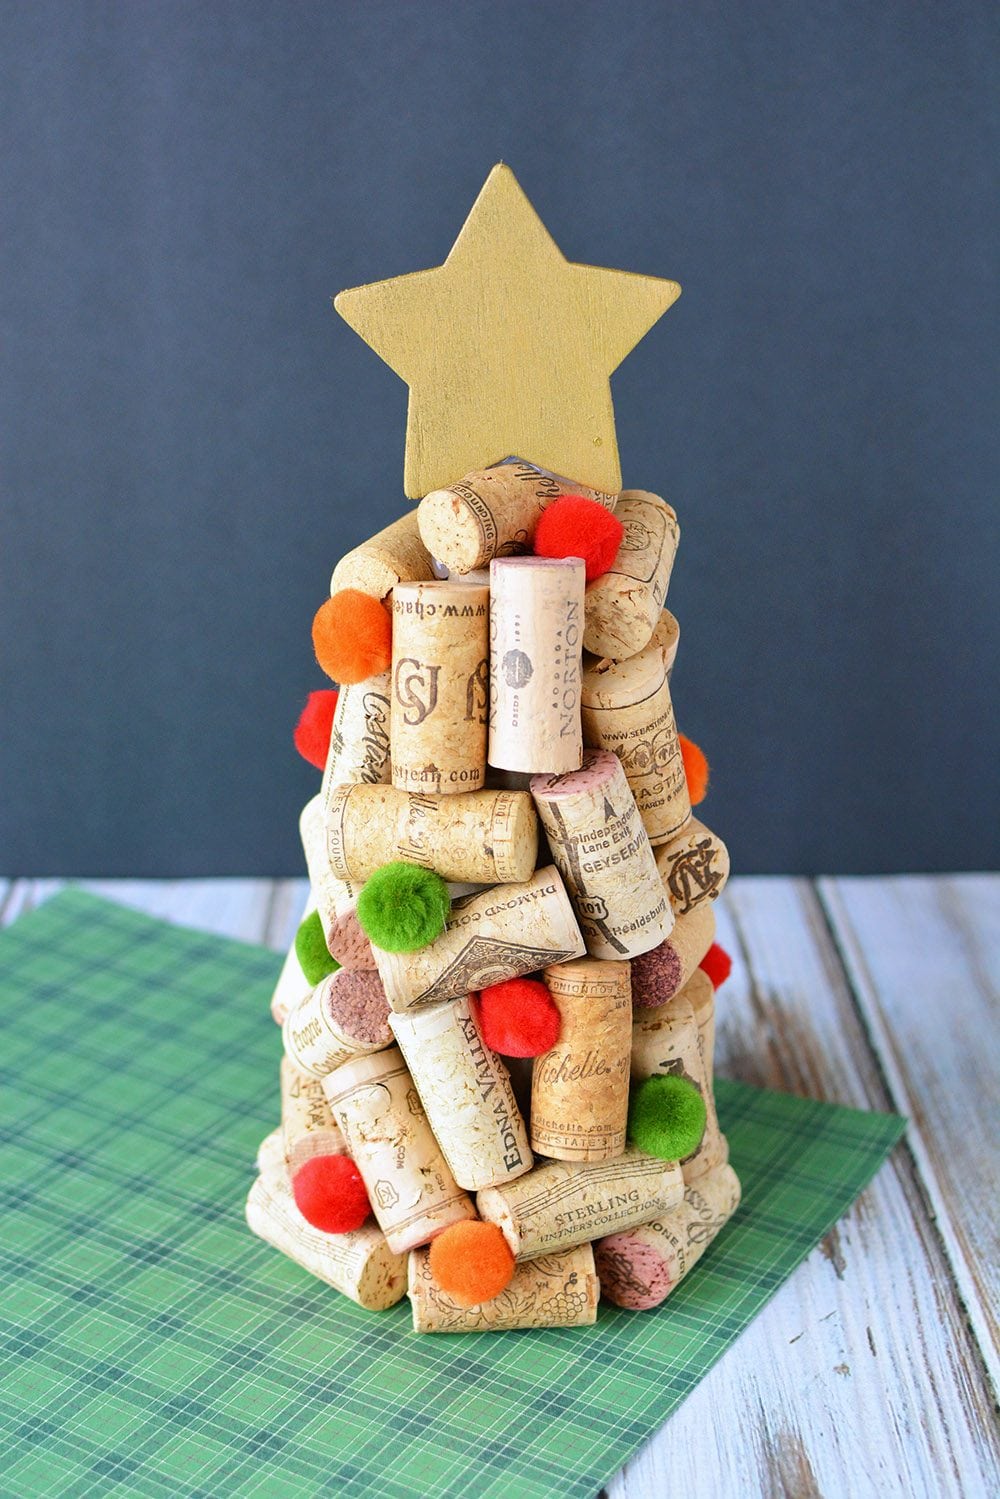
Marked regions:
[2,875,997,1499]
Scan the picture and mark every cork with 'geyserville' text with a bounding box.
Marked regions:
[594,1163,742,1309]
[418,462,617,575]
[390,580,489,796]
[323,1047,477,1254]
[325,783,538,885]
[389,996,532,1190]
[245,1168,407,1311]
[583,491,680,659]
[407,1242,599,1333]
[531,749,674,960]
[330,509,434,600]
[531,957,632,1161]
[370,865,586,1011]
[488,556,585,775]
[476,1149,683,1260]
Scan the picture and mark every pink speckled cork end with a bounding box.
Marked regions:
[325,969,392,1045]
[630,939,684,1007]
[530,748,615,800]
[594,1233,675,1310]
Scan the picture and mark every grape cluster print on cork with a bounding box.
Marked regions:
[250,164,740,1331]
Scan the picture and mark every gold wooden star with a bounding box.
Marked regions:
[334,164,680,498]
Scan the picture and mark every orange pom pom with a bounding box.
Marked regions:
[312,590,392,684]
[679,733,710,804]
[293,689,338,769]
[428,1220,515,1307]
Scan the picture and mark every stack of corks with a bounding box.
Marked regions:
[248,462,741,1333]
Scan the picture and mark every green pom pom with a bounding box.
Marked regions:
[629,1074,707,1162]
[357,861,451,953]
[295,910,341,985]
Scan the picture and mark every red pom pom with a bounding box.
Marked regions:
[699,942,733,990]
[292,1154,370,1233]
[312,590,392,684]
[679,733,710,805]
[473,977,561,1057]
[533,496,624,581]
[293,690,339,770]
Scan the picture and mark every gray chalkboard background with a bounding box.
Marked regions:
[2,1,996,876]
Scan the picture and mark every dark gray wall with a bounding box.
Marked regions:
[2,0,997,876]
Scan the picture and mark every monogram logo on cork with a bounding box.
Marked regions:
[621,519,652,551]
[394,659,440,725]
[372,1179,399,1210]
[665,837,725,914]
[502,649,533,688]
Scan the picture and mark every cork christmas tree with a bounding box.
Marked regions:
[248,164,739,1331]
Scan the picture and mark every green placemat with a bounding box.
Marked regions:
[0,888,904,1499]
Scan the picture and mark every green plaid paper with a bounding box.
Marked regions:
[0,889,904,1499]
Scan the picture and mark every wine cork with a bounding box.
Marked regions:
[329,510,433,600]
[652,609,680,678]
[245,1169,407,1311]
[408,1242,599,1333]
[686,967,718,1084]
[389,997,532,1189]
[583,491,680,659]
[595,1163,742,1309]
[476,1149,683,1260]
[269,905,312,1025]
[630,984,726,1180]
[300,796,374,968]
[320,671,392,797]
[418,462,617,575]
[323,1048,477,1253]
[579,641,691,847]
[655,817,730,916]
[630,902,717,1008]
[282,968,392,1079]
[371,865,585,1012]
[255,1128,285,1177]
[531,958,632,1161]
[531,749,674,960]
[325,783,538,886]
[488,556,585,774]
[390,580,489,796]
[280,1056,348,1175]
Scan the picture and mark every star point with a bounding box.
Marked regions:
[334,164,680,497]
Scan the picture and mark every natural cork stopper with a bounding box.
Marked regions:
[531,749,674,960]
[488,556,585,774]
[281,969,392,1079]
[408,1241,599,1332]
[390,580,489,796]
[246,1168,408,1311]
[389,996,532,1189]
[329,509,434,600]
[320,671,392,799]
[583,491,680,659]
[280,1056,348,1175]
[629,902,717,1008]
[580,638,691,846]
[370,865,586,1012]
[630,982,727,1181]
[255,1128,285,1177]
[323,1047,477,1254]
[476,1148,683,1260]
[324,783,538,886]
[269,906,312,1025]
[531,958,632,1161]
[655,817,730,917]
[418,462,617,575]
[594,1163,742,1309]
[300,796,374,968]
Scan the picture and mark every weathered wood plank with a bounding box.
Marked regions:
[611,877,999,1499]
[820,873,1000,1398]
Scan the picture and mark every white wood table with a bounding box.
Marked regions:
[2,875,997,1498]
